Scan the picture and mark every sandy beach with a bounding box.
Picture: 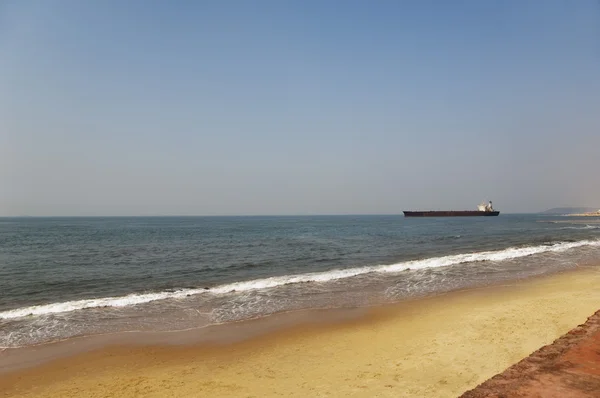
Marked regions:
[2,266,600,398]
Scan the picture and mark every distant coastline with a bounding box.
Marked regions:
[567,211,600,217]
[541,207,600,216]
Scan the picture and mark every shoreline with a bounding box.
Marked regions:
[0,264,592,373]
[2,265,600,397]
[4,238,599,351]
[0,305,375,374]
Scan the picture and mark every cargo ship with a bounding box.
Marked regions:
[403,201,500,217]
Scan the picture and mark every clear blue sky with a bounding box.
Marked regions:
[1,0,599,215]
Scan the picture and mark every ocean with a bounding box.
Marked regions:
[1,215,600,349]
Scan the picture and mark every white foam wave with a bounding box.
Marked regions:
[559,225,600,230]
[2,239,599,320]
[0,288,211,320]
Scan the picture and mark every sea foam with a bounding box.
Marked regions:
[559,225,600,230]
[1,239,598,320]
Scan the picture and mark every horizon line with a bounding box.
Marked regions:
[0,212,535,218]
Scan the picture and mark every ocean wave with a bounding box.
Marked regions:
[432,234,462,241]
[1,239,599,320]
[559,225,600,230]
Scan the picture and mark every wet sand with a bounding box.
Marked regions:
[2,266,600,398]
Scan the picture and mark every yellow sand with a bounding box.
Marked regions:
[3,267,600,398]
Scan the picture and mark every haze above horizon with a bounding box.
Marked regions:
[1,1,599,216]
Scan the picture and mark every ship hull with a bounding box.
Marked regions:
[403,211,500,217]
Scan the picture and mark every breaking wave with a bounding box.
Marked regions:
[2,239,599,321]
[559,225,600,230]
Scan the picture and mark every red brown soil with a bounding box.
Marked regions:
[460,310,600,398]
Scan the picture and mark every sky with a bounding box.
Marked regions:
[1,0,599,216]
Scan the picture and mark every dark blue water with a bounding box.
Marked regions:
[1,215,599,348]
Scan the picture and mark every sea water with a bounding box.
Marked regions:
[1,215,599,348]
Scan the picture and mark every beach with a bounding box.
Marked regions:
[4,0,600,396]
[2,265,600,398]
